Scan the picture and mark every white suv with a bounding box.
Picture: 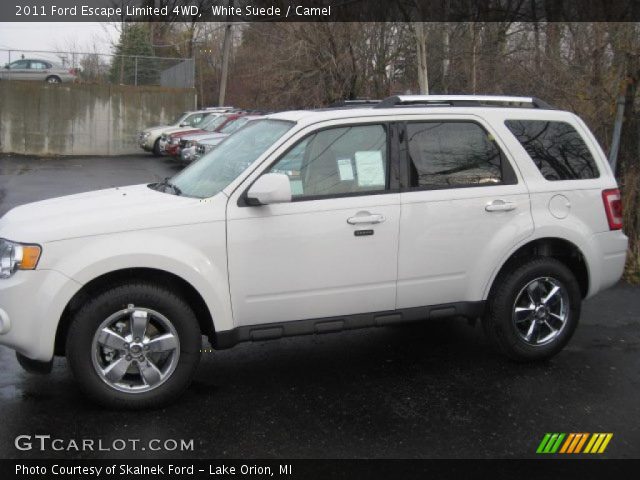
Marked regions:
[0,96,628,408]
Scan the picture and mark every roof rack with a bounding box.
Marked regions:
[327,99,381,108]
[203,106,236,111]
[374,95,554,110]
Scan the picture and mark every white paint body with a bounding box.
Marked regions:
[0,106,628,361]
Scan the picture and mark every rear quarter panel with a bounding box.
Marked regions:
[485,110,624,298]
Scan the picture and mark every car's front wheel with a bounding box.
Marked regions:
[152,138,162,156]
[66,282,202,408]
[45,76,62,84]
[483,257,582,361]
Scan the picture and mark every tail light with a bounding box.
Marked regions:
[68,68,77,75]
[602,188,623,230]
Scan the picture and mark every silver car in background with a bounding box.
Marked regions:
[0,58,77,83]
[184,115,264,164]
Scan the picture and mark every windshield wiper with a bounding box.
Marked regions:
[156,177,182,196]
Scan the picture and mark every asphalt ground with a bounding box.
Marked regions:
[0,154,638,459]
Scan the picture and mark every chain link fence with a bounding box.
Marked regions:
[0,49,194,88]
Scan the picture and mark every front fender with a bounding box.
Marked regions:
[39,222,232,333]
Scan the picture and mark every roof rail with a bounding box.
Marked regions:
[374,95,554,109]
[327,99,381,108]
[203,106,236,111]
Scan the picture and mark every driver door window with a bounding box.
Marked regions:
[9,60,29,70]
[183,114,203,126]
[269,124,388,200]
[6,60,30,80]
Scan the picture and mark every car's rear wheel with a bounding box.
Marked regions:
[45,76,61,84]
[483,257,581,361]
[152,138,162,156]
[66,283,202,408]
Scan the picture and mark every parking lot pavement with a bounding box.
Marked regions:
[0,154,638,459]
[0,154,183,217]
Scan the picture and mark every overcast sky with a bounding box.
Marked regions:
[0,22,120,64]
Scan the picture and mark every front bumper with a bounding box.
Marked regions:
[166,143,181,157]
[138,133,153,150]
[181,146,197,163]
[0,269,81,361]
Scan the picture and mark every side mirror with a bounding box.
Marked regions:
[179,122,187,127]
[247,173,292,205]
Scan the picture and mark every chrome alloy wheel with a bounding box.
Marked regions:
[91,305,180,393]
[512,277,570,346]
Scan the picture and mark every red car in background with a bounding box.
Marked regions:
[164,112,246,157]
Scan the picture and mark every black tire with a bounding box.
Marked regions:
[483,257,582,362]
[152,138,162,156]
[45,75,61,84]
[66,282,202,409]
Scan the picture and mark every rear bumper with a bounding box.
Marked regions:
[0,269,81,361]
[589,230,628,297]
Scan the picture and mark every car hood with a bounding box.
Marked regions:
[200,133,230,145]
[143,125,171,135]
[0,184,224,244]
[174,129,205,139]
[182,131,223,142]
[162,126,195,136]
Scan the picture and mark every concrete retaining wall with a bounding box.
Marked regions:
[0,82,196,156]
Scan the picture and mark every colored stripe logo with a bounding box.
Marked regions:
[536,433,613,454]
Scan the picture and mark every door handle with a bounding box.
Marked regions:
[485,200,517,212]
[347,212,386,225]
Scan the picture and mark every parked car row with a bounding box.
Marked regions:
[139,107,235,156]
[139,107,267,163]
[179,114,265,163]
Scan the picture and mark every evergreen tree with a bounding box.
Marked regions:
[109,23,158,85]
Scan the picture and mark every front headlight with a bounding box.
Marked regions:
[0,238,42,278]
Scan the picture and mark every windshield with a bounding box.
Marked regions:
[220,117,251,134]
[172,112,188,125]
[202,115,228,132]
[170,119,294,198]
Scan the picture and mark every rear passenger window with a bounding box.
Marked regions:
[29,61,49,70]
[505,120,599,180]
[406,122,509,188]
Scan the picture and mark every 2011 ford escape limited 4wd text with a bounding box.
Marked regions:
[0,96,628,408]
